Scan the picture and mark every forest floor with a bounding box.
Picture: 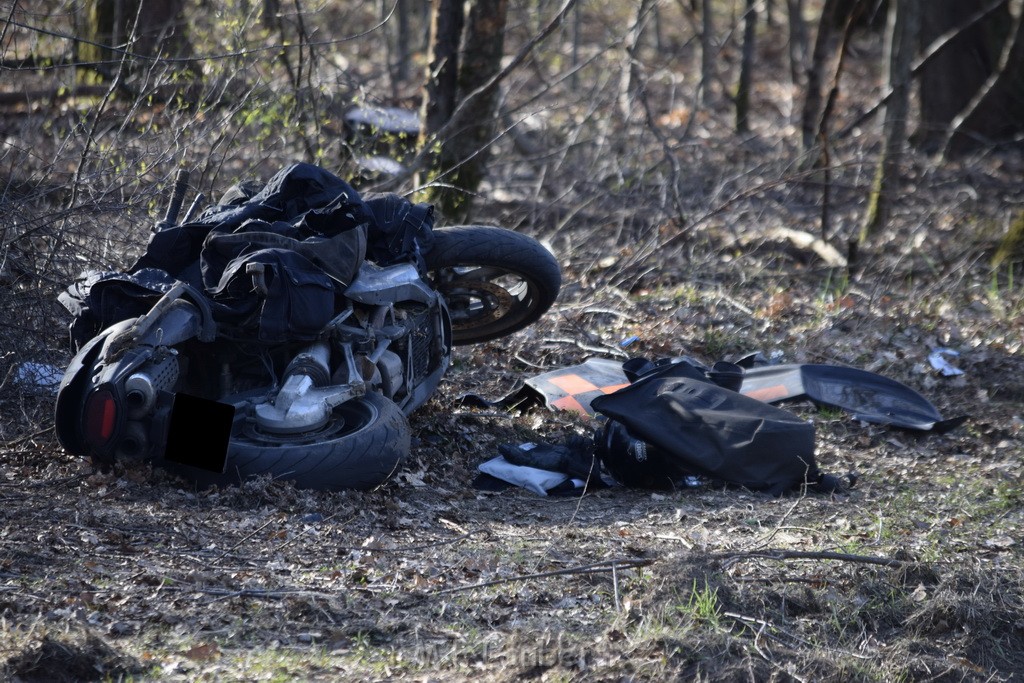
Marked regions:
[2,9,1024,681]
[2,144,1023,680]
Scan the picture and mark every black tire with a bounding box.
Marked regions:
[425,226,561,345]
[165,393,410,491]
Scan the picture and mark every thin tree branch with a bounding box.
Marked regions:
[431,557,655,595]
[4,9,393,68]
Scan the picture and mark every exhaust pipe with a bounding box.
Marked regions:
[125,354,179,419]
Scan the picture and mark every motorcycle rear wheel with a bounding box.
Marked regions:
[164,392,410,491]
[426,226,561,345]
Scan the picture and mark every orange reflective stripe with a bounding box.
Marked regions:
[743,384,790,402]
[552,395,589,415]
[548,374,600,395]
[600,382,629,394]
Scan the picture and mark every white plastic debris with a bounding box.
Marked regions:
[343,106,420,134]
[928,348,964,377]
[14,361,63,393]
[478,455,569,496]
[354,155,407,176]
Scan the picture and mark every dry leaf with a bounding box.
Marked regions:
[182,643,221,662]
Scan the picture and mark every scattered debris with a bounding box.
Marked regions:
[13,361,63,394]
[928,347,965,377]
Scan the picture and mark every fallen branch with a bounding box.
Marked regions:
[184,586,338,601]
[731,576,830,586]
[431,557,655,595]
[0,427,55,451]
[334,528,493,554]
[720,549,904,569]
[542,336,630,357]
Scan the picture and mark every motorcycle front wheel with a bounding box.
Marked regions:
[164,392,410,491]
[426,225,561,345]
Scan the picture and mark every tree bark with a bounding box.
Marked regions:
[735,0,758,133]
[800,0,842,152]
[786,0,807,90]
[698,0,715,105]
[861,0,919,239]
[913,0,1009,152]
[421,0,465,140]
[943,0,1024,156]
[619,0,655,119]
[422,0,509,220]
[387,0,413,87]
[78,0,192,80]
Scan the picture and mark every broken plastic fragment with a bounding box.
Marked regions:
[928,348,964,377]
[477,456,569,496]
[14,362,63,394]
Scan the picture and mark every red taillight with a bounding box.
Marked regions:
[84,388,118,446]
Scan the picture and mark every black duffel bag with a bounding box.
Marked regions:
[591,359,844,495]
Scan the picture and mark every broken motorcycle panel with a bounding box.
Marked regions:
[500,356,964,434]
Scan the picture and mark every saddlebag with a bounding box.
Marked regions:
[210,248,336,343]
[591,359,823,495]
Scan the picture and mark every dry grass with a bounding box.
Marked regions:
[2,1,1023,680]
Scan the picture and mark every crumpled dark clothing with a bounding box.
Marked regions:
[61,162,435,349]
[133,163,370,283]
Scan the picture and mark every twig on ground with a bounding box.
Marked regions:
[720,549,904,569]
[335,528,493,554]
[452,411,516,421]
[542,337,629,357]
[513,353,547,369]
[557,309,612,349]
[0,427,56,452]
[431,557,655,595]
[732,576,831,586]
[725,611,873,661]
[212,517,279,564]
[611,561,621,611]
[187,586,338,602]
[746,490,807,551]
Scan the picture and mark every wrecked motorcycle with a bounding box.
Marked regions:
[54,163,560,490]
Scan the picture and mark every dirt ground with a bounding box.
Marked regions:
[2,3,1024,680]
[2,182,1023,680]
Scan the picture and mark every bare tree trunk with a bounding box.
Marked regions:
[699,0,715,105]
[427,0,509,220]
[384,0,413,91]
[619,0,655,119]
[914,0,1008,152]
[735,0,758,133]
[943,0,1024,157]
[421,0,465,140]
[262,0,279,29]
[861,0,920,239]
[570,0,581,91]
[396,0,412,83]
[786,0,807,90]
[78,0,194,86]
[800,0,842,152]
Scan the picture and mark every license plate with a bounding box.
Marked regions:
[164,393,235,473]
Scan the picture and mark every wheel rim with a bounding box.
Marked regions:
[432,265,542,336]
[237,398,376,447]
